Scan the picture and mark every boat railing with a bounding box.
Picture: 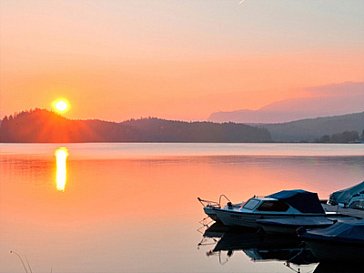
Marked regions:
[253,195,265,198]
[198,194,231,208]
[218,194,231,206]
[197,197,220,208]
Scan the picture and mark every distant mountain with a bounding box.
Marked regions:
[209,82,364,123]
[0,109,272,143]
[259,111,364,142]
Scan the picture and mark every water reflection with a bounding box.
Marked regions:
[198,222,363,272]
[199,222,317,271]
[1,144,363,273]
[55,147,68,191]
[313,262,362,273]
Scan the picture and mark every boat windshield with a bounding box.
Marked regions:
[256,201,289,212]
[243,198,260,210]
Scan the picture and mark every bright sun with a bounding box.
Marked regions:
[52,98,70,114]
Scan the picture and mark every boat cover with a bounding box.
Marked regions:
[303,220,364,244]
[329,181,364,206]
[267,190,325,214]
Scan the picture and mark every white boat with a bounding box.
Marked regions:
[200,190,329,229]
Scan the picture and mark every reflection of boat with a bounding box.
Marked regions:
[313,262,362,273]
[200,190,328,229]
[212,230,317,265]
[202,222,230,238]
[198,218,363,271]
[300,220,364,262]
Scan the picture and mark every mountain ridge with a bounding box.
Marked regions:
[0,109,272,143]
[1,109,363,143]
[258,111,364,142]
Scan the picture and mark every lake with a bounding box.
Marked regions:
[1,143,363,273]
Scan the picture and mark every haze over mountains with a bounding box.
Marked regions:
[209,82,364,123]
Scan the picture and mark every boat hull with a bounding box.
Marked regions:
[214,208,326,229]
[203,206,221,222]
[257,217,334,234]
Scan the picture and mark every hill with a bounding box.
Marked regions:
[209,82,364,123]
[0,109,272,143]
[260,111,364,142]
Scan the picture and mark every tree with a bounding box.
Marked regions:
[318,135,330,143]
[330,131,359,143]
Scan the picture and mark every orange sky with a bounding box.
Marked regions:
[1,0,363,121]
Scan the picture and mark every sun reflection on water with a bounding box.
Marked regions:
[55,147,68,191]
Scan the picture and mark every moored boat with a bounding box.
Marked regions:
[300,219,364,262]
[200,190,328,229]
[328,180,364,208]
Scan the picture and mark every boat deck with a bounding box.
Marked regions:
[323,204,364,219]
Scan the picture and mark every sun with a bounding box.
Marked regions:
[52,98,70,114]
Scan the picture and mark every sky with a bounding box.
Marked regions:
[1,0,363,121]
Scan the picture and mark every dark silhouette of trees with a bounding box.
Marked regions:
[316,130,361,143]
[331,131,359,143]
[318,135,330,143]
[0,109,272,143]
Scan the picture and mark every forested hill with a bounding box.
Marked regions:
[260,111,364,142]
[0,109,272,143]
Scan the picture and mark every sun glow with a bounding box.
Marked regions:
[52,98,70,114]
[55,147,68,191]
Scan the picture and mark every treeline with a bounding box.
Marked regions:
[0,109,272,143]
[315,130,364,143]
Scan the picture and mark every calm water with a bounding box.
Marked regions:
[1,143,363,273]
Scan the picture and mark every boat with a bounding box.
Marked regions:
[200,189,328,229]
[197,195,243,223]
[328,181,364,207]
[300,219,364,262]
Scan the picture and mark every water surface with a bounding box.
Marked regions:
[1,143,363,273]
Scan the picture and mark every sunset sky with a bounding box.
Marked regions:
[1,0,363,121]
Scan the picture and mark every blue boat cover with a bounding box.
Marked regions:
[303,220,364,243]
[329,181,364,206]
[267,190,325,214]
